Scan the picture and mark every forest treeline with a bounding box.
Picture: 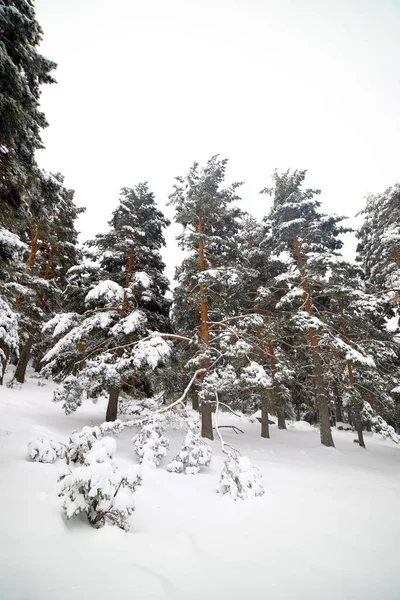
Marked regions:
[1,0,399,452]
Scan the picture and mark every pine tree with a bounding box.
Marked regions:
[357,183,400,297]
[169,156,244,437]
[42,184,171,421]
[0,0,56,229]
[260,170,350,447]
[6,171,83,384]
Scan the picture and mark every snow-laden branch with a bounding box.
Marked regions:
[214,391,241,457]
[99,368,207,434]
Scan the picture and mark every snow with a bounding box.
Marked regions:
[110,309,146,336]
[1,373,400,599]
[42,312,80,337]
[85,280,124,306]
[132,336,172,369]
[133,271,152,289]
[0,227,27,253]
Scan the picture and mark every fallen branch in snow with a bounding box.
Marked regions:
[99,369,207,435]
[216,425,244,435]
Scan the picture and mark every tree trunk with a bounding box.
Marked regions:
[121,246,135,318]
[192,393,199,411]
[0,343,9,385]
[312,345,335,447]
[14,335,34,384]
[275,385,286,430]
[201,400,213,440]
[197,216,212,434]
[353,396,365,448]
[267,340,286,430]
[261,391,270,438]
[338,299,365,448]
[106,387,120,422]
[294,237,334,447]
[332,380,343,423]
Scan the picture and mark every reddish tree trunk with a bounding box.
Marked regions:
[339,299,365,448]
[294,237,334,447]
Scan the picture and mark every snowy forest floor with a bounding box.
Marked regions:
[1,374,400,600]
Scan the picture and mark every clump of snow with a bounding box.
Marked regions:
[67,426,102,463]
[84,437,116,464]
[241,361,272,388]
[42,312,80,337]
[133,271,152,288]
[132,336,172,369]
[85,280,124,307]
[218,455,265,500]
[167,427,212,475]
[27,438,66,463]
[111,309,146,336]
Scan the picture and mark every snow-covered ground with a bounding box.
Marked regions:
[1,374,400,600]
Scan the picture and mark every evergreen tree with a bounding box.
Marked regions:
[42,184,171,421]
[0,0,56,229]
[260,169,350,447]
[5,171,83,384]
[357,183,400,297]
[170,156,271,438]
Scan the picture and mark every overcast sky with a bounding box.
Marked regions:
[35,0,400,282]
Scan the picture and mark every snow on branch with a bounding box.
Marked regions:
[214,392,265,500]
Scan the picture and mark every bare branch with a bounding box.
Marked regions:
[214,391,241,457]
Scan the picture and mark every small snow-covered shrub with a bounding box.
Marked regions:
[27,438,66,463]
[53,374,85,415]
[361,402,399,444]
[218,455,264,500]
[67,426,102,463]
[132,418,169,468]
[58,438,141,531]
[167,429,212,475]
[336,422,353,431]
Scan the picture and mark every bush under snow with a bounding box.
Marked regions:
[27,438,66,463]
[167,428,212,475]
[67,426,103,463]
[58,438,141,531]
[132,418,169,468]
[218,455,265,500]
[361,402,399,444]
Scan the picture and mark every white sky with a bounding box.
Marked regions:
[35,0,400,282]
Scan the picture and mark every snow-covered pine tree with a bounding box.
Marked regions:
[260,170,350,447]
[5,171,83,384]
[42,184,172,421]
[0,0,56,231]
[237,214,296,435]
[357,183,400,298]
[169,156,247,438]
[355,183,400,432]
